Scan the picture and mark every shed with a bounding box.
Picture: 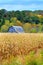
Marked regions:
[8,26,24,33]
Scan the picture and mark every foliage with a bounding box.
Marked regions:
[5,20,10,26]
[15,20,23,26]
[1,25,9,32]
[23,23,32,32]
[0,9,43,32]
[30,28,37,33]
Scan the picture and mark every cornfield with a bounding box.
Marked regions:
[0,33,43,65]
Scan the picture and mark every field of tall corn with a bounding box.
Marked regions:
[0,33,43,65]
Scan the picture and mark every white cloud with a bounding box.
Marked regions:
[0,4,43,11]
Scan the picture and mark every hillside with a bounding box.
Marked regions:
[0,9,43,32]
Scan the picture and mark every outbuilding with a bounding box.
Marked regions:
[8,26,24,33]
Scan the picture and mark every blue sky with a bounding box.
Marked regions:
[0,0,43,11]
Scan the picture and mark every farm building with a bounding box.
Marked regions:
[8,26,24,33]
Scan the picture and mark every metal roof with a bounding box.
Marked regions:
[8,26,24,33]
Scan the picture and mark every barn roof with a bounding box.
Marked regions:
[8,26,24,33]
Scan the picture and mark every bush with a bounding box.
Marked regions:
[1,25,9,32]
[23,23,32,32]
[30,28,37,33]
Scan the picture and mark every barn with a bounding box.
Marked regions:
[8,26,24,33]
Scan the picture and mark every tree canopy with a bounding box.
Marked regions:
[0,9,43,32]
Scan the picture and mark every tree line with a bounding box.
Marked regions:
[0,9,43,32]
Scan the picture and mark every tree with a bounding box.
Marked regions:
[31,16,40,24]
[15,20,23,26]
[0,19,4,27]
[38,24,43,32]
[23,23,32,32]
[10,17,17,25]
[15,11,22,21]
[5,20,10,26]
[10,22,15,27]
[1,25,9,32]
[40,17,43,24]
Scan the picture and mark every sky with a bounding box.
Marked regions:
[0,0,43,11]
